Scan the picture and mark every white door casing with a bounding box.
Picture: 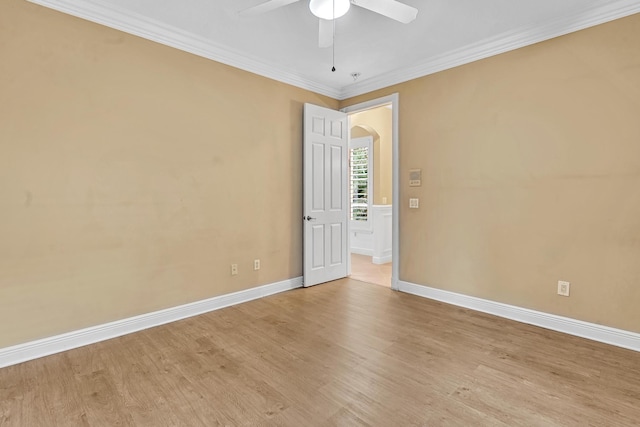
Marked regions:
[341,93,399,290]
[303,103,348,287]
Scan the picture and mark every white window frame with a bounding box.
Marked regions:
[349,136,373,232]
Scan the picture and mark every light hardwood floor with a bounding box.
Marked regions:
[350,254,392,287]
[1,278,639,426]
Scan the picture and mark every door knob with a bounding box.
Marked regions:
[304,216,316,221]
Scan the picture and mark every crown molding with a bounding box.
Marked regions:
[28,0,640,101]
[339,0,640,99]
[27,0,342,99]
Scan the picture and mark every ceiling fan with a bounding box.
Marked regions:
[239,0,418,48]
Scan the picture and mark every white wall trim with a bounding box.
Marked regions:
[372,255,392,265]
[339,0,640,99]
[398,281,640,353]
[350,247,373,256]
[351,229,374,235]
[28,0,640,101]
[0,277,302,369]
[371,205,392,265]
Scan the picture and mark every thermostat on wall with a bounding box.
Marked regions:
[409,169,422,186]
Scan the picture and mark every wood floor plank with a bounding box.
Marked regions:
[1,278,639,426]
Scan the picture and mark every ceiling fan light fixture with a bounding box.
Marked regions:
[309,0,350,20]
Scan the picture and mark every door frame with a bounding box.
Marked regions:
[341,93,400,290]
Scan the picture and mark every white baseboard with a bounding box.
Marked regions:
[0,277,302,369]
[350,248,373,256]
[398,280,640,353]
[372,254,392,265]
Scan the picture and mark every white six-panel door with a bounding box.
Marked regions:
[303,103,348,287]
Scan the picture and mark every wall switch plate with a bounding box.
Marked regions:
[254,259,260,270]
[409,169,422,186]
[231,264,238,276]
[409,198,419,209]
[557,280,570,296]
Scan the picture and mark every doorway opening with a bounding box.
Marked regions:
[342,95,398,289]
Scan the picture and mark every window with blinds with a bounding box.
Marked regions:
[349,140,371,223]
[350,146,368,221]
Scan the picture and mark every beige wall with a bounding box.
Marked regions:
[350,107,393,205]
[0,0,338,348]
[342,14,640,333]
[2,0,639,350]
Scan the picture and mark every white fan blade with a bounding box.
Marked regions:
[239,0,301,16]
[319,19,333,48]
[352,0,417,23]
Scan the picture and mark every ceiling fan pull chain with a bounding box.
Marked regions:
[331,0,336,72]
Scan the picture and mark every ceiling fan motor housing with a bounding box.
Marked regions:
[309,0,351,20]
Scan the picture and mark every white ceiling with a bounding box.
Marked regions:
[30,0,640,99]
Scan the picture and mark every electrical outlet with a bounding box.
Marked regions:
[409,198,419,209]
[231,264,238,276]
[557,280,570,297]
[254,259,260,270]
